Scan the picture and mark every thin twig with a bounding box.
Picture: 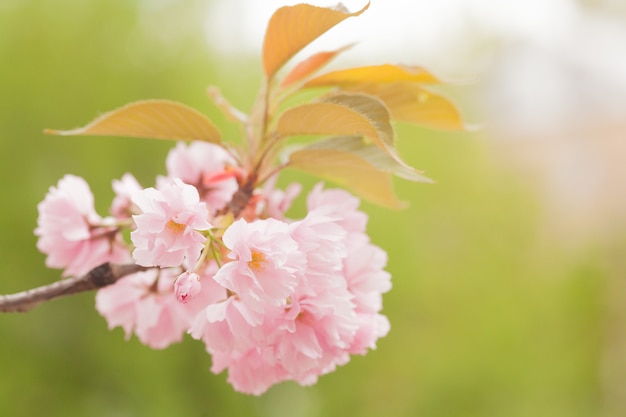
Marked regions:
[0,263,146,313]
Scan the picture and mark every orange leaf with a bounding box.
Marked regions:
[304,64,440,87]
[303,136,432,183]
[345,83,465,130]
[262,2,369,79]
[45,100,221,143]
[276,93,394,151]
[281,44,353,88]
[288,147,405,208]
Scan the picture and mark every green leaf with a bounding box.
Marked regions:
[45,100,222,143]
[262,2,369,78]
[304,64,440,87]
[288,147,405,208]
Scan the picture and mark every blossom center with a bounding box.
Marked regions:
[166,219,186,234]
[247,250,266,272]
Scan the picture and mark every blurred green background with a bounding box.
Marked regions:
[0,1,620,416]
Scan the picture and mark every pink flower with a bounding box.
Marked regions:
[95,266,224,350]
[110,173,142,219]
[341,211,391,355]
[131,178,212,268]
[213,218,306,308]
[343,233,391,314]
[306,182,368,234]
[174,271,202,303]
[210,348,289,396]
[166,141,238,211]
[35,174,129,277]
[257,176,302,220]
[269,288,358,385]
[204,287,360,395]
[189,185,392,395]
[348,313,390,355]
[289,208,347,287]
[189,295,267,353]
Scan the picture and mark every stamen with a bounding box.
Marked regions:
[247,250,266,272]
[166,219,186,234]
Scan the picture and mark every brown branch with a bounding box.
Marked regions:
[0,263,146,313]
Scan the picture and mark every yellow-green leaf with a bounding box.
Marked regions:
[288,148,405,208]
[344,83,465,130]
[262,2,369,78]
[303,136,433,183]
[277,93,394,152]
[281,44,353,88]
[45,100,222,143]
[304,64,440,87]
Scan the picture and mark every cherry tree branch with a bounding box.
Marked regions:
[0,263,146,313]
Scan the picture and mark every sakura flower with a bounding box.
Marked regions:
[166,141,238,211]
[189,295,267,353]
[306,182,368,234]
[174,271,202,303]
[341,210,391,355]
[289,208,347,287]
[213,218,306,308]
[35,174,129,277]
[210,347,289,396]
[257,175,302,220]
[190,185,392,395]
[131,178,212,268]
[343,233,391,314]
[110,173,142,219]
[95,267,222,349]
[204,287,360,395]
[348,312,390,355]
[269,287,359,385]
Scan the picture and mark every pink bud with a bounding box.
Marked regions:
[174,271,201,303]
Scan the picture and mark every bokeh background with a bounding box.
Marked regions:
[1,0,625,416]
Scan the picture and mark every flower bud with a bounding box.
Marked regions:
[174,271,201,303]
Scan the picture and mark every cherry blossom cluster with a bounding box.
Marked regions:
[34,141,391,394]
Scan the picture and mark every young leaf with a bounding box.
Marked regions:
[262,2,369,79]
[288,147,405,208]
[45,100,222,143]
[207,86,248,123]
[281,44,353,88]
[344,83,465,130]
[303,136,433,183]
[304,64,440,87]
[276,93,394,152]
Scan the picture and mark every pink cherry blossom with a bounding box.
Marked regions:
[174,271,202,303]
[213,218,306,308]
[343,233,391,314]
[202,286,360,395]
[348,312,390,355]
[35,174,129,277]
[289,208,347,287]
[270,287,358,384]
[166,141,238,211]
[187,186,393,395]
[306,182,368,234]
[210,348,289,396]
[95,265,224,349]
[341,210,391,355]
[110,173,142,219]
[257,176,302,220]
[131,178,212,268]
[189,295,267,353]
